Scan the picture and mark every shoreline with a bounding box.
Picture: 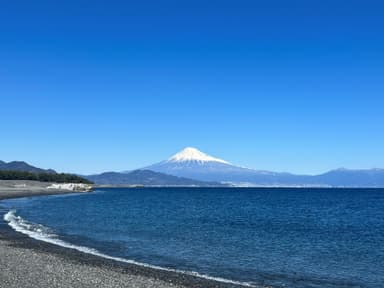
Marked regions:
[0,180,90,201]
[0,185,253,288]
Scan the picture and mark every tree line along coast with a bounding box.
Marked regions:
[0,170,93,184]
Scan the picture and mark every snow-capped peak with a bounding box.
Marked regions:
[167,147,230,164]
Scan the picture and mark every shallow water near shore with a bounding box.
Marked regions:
[1,187,384,288]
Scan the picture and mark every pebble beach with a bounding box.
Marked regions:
[0,181,246,288]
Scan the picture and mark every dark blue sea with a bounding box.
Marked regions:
[2,188,384,287]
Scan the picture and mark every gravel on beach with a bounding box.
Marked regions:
[0,181,247,288]
[0,226,244,288]
[0,236,184,288]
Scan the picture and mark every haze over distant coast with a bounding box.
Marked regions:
[2,147,384,188]
[86,147,384,188]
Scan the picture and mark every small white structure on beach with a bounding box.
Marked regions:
[47,183,92,192]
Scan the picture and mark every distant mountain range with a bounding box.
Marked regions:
[144,147,384,187]
[85,170,224,186]
[0,160,56,174]
[2,149,384,187]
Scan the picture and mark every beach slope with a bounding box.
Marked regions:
[0,181,244,288]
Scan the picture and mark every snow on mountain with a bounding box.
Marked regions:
[143,147,384,187]
[144,147,287,184]
[168,147,230,164]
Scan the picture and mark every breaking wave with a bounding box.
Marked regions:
[3,210,257,287]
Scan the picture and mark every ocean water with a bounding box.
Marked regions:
[1,188,384,288]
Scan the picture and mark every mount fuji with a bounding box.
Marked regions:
[144,147,300,185]
[144,147,384,187]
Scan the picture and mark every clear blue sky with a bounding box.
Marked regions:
[1,0,383,175]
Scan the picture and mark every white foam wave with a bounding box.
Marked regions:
[3,210,256,287]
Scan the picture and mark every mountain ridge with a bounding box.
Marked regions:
[85,170,225,186]
[3,151,384,187]
[144,147,384,187]
[0,160,56,174]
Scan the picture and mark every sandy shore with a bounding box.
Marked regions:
[0,181,248,288]
[0,180,83,200]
